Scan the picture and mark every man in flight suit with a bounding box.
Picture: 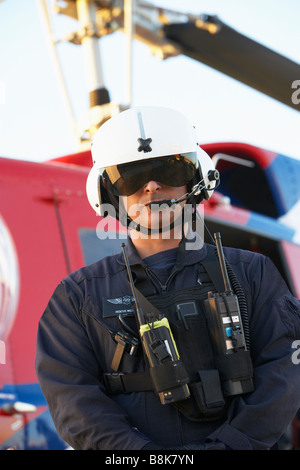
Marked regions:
[35,106,300,450]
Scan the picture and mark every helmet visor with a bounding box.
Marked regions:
[102,153,198,197]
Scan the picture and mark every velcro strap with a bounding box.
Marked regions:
[149,360,190,393]
[103,372,153,394]
[103,361,190,395]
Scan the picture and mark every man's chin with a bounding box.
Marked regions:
[128,217,183,239]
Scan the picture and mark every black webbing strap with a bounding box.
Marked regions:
[201,244,226,293]
[131,264,156,296]
[103,371,153,394]
[134,285,162,319]
[104,245,227,396]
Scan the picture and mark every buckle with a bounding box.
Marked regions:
[103,372,125,393]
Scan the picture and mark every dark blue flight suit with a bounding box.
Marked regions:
[35,233,300,450]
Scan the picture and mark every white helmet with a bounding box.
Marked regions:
[86,106,219,222]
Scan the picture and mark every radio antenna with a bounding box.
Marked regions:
[122,243,145,325]
[214,232,232,294]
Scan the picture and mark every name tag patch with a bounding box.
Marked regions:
[103,295,135,318]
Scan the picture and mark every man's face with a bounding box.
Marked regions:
[121,180,187,235]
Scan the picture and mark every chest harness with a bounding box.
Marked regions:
[103,235,254,422]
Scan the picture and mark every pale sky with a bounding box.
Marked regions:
[0,0,299,161]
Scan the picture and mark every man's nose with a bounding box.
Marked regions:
[144,180,161,192]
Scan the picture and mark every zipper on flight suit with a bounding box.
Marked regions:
[144,267,179,294]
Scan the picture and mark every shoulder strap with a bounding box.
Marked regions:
[131,264,157,296]
[201,244,226,293]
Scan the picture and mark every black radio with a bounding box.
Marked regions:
[204,233,254,397]
[122,244,190,405]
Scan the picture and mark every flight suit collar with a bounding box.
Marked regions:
[116,228,208,270]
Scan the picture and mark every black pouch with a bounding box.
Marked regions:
[215,350,254,396]
[172,369,226,422]
[190,370,225,418]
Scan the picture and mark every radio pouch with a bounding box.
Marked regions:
[172,369,225,422]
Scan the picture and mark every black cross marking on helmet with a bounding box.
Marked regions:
[137,137,152,153]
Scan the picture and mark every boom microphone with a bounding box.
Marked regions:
[149,170,220,209]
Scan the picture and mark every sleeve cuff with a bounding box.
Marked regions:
[207,424,253,450]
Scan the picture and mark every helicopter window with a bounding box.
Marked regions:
[217,159,279,218]
[78,228,124,266]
